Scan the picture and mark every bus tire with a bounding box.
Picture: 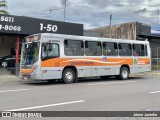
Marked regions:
[117,67,129,80]
[62,68,75,84]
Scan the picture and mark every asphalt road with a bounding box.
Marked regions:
[0,75,160,120]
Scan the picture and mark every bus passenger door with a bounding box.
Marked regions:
[41,37,62,80]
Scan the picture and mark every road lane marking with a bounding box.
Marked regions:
[88,81,136,86]
[149,91,160,94]
[6,100,85,111]
[0,89,29,93]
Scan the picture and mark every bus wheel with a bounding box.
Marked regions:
[117,67,129,80]
[62,68,75,84]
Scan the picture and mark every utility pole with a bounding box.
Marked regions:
[157,8,159,24]
[64,0,67,22]
[49,9,52,20]
[108,14,112,38]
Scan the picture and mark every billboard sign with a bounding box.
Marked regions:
[0,14,83,36]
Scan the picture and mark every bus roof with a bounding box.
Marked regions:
[27,33,149,44]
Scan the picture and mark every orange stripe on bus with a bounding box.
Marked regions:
[41,58,151,67]
[20,67,34,74]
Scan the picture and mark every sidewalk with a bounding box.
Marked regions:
[0,67,20,83]
[130,70,160,77]
[0,75,20,83]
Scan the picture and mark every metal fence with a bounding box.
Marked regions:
[151,47,160,70]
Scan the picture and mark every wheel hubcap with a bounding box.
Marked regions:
[122,70,128,78]
[65,71,73,81]
[2,62,7,67]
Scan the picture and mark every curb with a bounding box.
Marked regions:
[130,72,160,77]
[0,75,17,78]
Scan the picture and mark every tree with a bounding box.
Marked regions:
[0,0,9,14]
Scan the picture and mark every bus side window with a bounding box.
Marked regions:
[128,44,132,56]
[133,50,139,56]
[141,45,145,56]
[85,41,90,55]
[85,41,88,48]
[119,43,132,56]
[133,44,145,56]
[64,39,84,56]
[64,40,68,47]
[86,41,93,56]
[97,42,102,56]
[118,43,122,55]
[85,41,102,56]
[103,42,107,55]
[133,44,138,56]
[103,42,118,56]
[114,43,118,55]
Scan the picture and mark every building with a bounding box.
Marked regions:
[0,14,84,75]
[89,21,160,70]
[89,22,151,40]
[0,14,83,58]
[83,30,101,37]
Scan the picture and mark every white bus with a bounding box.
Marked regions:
[19,33,151,83]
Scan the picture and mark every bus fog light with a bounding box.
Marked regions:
[34,74,37,78]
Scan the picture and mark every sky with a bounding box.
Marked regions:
[6,0,160,30]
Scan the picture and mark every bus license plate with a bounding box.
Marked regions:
[23,75,29,80]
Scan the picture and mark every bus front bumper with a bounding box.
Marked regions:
[19,73,40,81]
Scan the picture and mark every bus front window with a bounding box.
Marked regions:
[21,42,40,65]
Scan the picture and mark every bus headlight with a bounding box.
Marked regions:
[33,66,38,72]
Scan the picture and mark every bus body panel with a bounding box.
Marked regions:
[40,57,150,79]
[19,33,151,81]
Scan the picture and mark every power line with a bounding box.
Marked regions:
[64,0,67,21]
[42,8,62,20]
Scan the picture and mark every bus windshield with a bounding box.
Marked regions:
[21,42,40,65]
